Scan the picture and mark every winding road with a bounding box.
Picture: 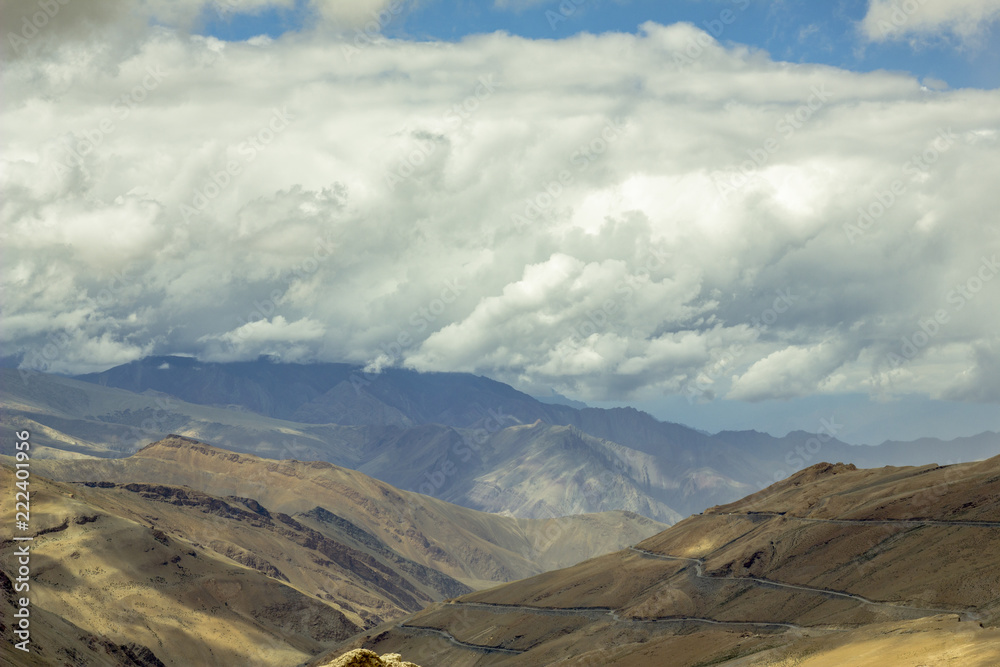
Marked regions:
[397,600,811,656]
[393,512,991,655]
[628,546,981,622]
[728,511,1000,529]
[397,623,526,655]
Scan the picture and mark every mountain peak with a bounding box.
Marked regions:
[133,435,270,470]
[795,461,858,478]
[135,433,205,454]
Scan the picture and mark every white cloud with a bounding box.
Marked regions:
[2,19,999,405]
[944,337,1000,402]
[729,341,851,402]
[861,0,1000,42]
[199,316,327,362]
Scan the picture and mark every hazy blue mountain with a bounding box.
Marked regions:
[533,390,591,410]
[2,356,992,523]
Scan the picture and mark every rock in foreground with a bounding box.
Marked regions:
[320,649,421,667]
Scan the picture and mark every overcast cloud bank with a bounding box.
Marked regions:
[2,1,998,411]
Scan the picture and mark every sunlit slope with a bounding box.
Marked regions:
[323,456,1000,666]
[0,464,359,667]
[27,436,666,589]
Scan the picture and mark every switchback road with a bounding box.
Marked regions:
[628,546,981,622]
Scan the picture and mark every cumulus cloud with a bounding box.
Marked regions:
[861,0,1000,43]
[198,315,326,362]
[944,337,1000,402]
[729,341,853,401]
[1,18,998,405]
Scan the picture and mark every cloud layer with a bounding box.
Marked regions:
[2,6,999,407]
[861,0,1000,42]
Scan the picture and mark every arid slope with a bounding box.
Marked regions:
[0,463,359,667]
[323,456,1000,666]
[26,436,666,589]
[1,436,663,666]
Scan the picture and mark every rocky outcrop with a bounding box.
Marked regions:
[320,649,420,667]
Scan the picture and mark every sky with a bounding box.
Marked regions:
[2,0,999,444]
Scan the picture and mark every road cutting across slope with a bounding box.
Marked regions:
[628,546,981,622]
[429,600,814,631]
[396,533,982,660]
[397,623,526,655]
[727,511,1000,529]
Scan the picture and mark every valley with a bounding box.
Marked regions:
[2,360,998,665]
[324,457,1000,665]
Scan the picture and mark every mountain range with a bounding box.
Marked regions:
[4,357,999,526]
[2,353,998,666]
[1,436,662,666]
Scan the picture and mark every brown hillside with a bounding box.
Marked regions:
[0,464,358,667]
[322,455,1000,666]
[26,436,666,589]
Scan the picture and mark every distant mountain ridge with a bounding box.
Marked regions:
[70,357,777,519]
[532,390,590,410]
[2,357,996,525]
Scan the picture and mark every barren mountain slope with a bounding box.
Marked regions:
[27,436,666,589]
[0,370,749,523]
[321,456,1000,666]
[9,364,999,527]
[358,421,686,523]
[0,464,359,667]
